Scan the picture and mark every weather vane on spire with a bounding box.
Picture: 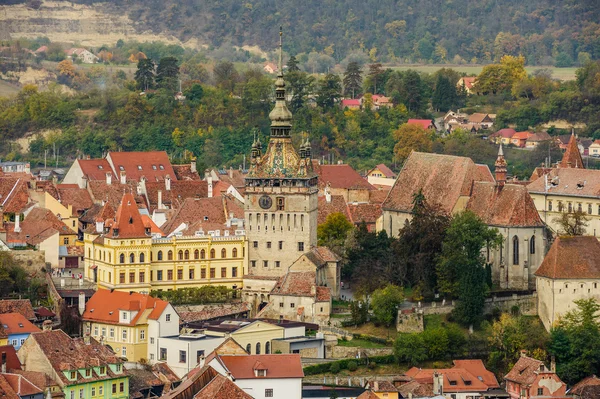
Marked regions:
[278,26,283,77]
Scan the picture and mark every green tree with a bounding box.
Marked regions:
[553,210,590,236]
[393,123,433,161]
[370,284,404,327]
[156,56,180,91]
[431,74,456,112]
[286,70,315,113]
[134,58,155,91]
[317,212,353,248]
[555,52,574,68]
[394,333,427,364]
[316,73,342,109]
[343,61,363,98]
[422,328,450,359]
[213,61,239,93]
[365,63,385,94]
[287,55,300,72]
[437,211,501,327]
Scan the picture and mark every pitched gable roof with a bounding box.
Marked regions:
[315,164,374,191]
[466,182,544,227]
[144,180,208,212]
[453,359,500,389]
[459,77,476,89]
[491,128,516,139]
[106,151,176,182]
[0,313,40,337]
[560,133,585,169]
[407,119,435,130]
[0,345,21,370]
[0,300,36,320]
[535,236,600,279]
[77,159,115,181]
[0,375,20,399]
[104,193,149,238]
[0,176,30,214]
[383,152,493,214]
[504,356,544,385]
[372,164,395,178]
[570,375,600,397]
[218,354,304,379]
[317,195,352,225]
[56,184,93,214]
[162,365,252,399]
[2,373,43,396]
[82,289,169,326]
[405,366,490,392]
[271,271,317,297]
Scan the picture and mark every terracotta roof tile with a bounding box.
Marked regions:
[383,152,493,213]
[317,195,352,225]
[373,164,395,178]
[535,236,600,279]
[369,188,390,204]
[56,184,93,214]
[175,303,250,323]
[0,313,40,338]
[144,180,208,212]
[527,132,552,142]
[356,391,380,399]
[504,356,544,385]
[77,159,115,181]
[460,77,476,89]
[6,370,56,391]
[172,164,201,181]
[560,133,585,168]
[407,119,435,129]
[107,151,176,182]
[570,375,600,397]
[28,330,124,385]
[218,354,304,379]
[348,203,382,225]
[316,164,374,191]
[104,193,150,238]
[0,300,36,320]
[490,128,516,139]
[0,375,20,399]
[466,182,544,227]
[405,366,490,392]
[0,345,21,371]
[162,365,251,399]
[311,246,340,263]
[527,167,600,197]
[82,289,169,326]
[366,380,397,392]
[34,180,59,200]
[271,271,316,297]
[476,164,494,182]
[2,373,43,396]
[87,180,144,210]
[396,380,435,398]
[0,177,31,214]
[468,113,491,124]
[453,359,499,388]
[213,168,246,188]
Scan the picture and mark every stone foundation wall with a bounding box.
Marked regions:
[396,311,424,333]
[416,293,538,316]
[326,346,393,359]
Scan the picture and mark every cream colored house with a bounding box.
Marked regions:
[535,236,600,331]
[589,140,600,157]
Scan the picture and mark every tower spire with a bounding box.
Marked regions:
[268,27,292,137]
[495,144,507,186]
[278,26,283,78]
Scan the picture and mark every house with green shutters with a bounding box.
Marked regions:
[17,329,129,399]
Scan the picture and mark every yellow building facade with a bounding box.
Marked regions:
[84,233,247,293]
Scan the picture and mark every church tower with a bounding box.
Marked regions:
[244,28,318,277]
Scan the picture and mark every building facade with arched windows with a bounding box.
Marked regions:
[83,193,247,293]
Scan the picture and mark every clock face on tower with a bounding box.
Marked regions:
[259,195,273,209]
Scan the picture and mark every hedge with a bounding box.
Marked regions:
[303,355,396,375]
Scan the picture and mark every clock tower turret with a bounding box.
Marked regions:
[244,28,318,276]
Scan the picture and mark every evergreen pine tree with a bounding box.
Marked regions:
[134,58,155,91]
[287,55,300,72]
[343,61,363,98]
[431,74,456,112]
[156,56,180,91]
[366,63,384,94]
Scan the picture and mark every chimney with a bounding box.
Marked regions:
[198,355,205,368]
[190,160,197,174]
[158,190,163,210]
[1,363,5,373]
[84,333,91,345]
[120,171,126,185]
[229,166,233,179]
[433,372,443,395]
[14,214,21,233]
[520,349,528,357]
[204,169,210,180]
[551,355,556,372]
[106,173,112,185]
[165,175,171,191]
[96,218,104,233]
[79,176,88,189]
[42,320,52,331]
[207,176,213,198]
[310,285,316,296]
[374,381,379,391]
[325,182,332,203]
[78,292,86,316]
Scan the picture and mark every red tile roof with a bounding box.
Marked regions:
[468,113,492,124]
[0,177,30,214]
[405,366,490,392]
[512,131,533,140]
[162,365,252,399]
[27,330,124,385]
[348,203,382,225]
[373,164,395,178]
[570,375,600,397]
[213,168,247,188]
[87,180,145,210]
[466,182,544,227]
[357,391,380,399]
[491,128,517,139]
[82,289,169,326]
[527,132,552,142]
[5,370,57,391]
[311,246,340,263]
[535,236,600,279]
[369,188,390,204]
[383,152,494,213]
[0,313,40,338]
[2,373,43,396]
[107,151,176,182]
[172,164,201,181]
[57,184,93,214]
[341,99,361,107]
[0,375,20,399]
[175,303,250,324]
[560,133,585,169]
[504,356,544,385]
[0,300,36,320]
[218,354,304,379]
[453,359,500,388]
[407,119,435,130]
[315,164,374,191]
[77,159,115,181]
[104,193,150,238]
[0,345,21,370]
[271,271,317,297]
[316,286,331,302]
[317,195,352,225]
[459,77,476,89]
[144,180,208,212]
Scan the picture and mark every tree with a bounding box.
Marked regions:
[431,74,456,112]
[286,70,315,112]
[343,61,363,98]
[553,210,590,236]
[184,83,204,103]
[365,63,385,94]
[437,211,501,327]
[213,61,239,93]
[135,58,155,91]
[57,59,76,78]
[317,212,353,248]
[287,55,300,72]
[393,123,433,161]
[394,333,427,364]
[156,56,179,91]
[316,73,342,109]
[370,284,404,327]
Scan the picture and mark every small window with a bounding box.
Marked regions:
[232,248,238,257]
[119,382,124,392]
[253,241,258,248]
[167,270,173,280]
[70,371,76,379]
[210,249,215,259]
[210,268,215,278]
[589,204,593,214]
[251,260,256,267]
[98,165,103,169]
[263,260,268,267]
[152,165,157,170]
[168,250,173,260]
[221,267,226,278]
[548,201,552,211]
[276,197,284,211]
[166,314,171,322]
[119,254,125,264]
[290,303,295,308]
[530,236,536,255]
[232,267,238,277]
[279,302,284,308]
[179,350,186,363]
[178,250,183,260]
[278,241,283,250]
[275,261,280,267]
[256,342,261,355]
[537,388,543,396]
[137,165,142,170]
[119,166,124,171]
[160,348,167,361]
[194,249,199,259]
[159,165,165,170]
[157,250,163,260]
[246,343,251,353]
[201,249,206,259]
[298,242,304,251]
[221,248,227,258]
[265,388,274,397]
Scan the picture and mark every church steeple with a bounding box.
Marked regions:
[559,129,585,169]
[268,26,293,138]
[495,144,507,186]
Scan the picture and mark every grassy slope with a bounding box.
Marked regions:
[390,65,577,81]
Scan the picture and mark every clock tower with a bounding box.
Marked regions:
[244,28,318,277]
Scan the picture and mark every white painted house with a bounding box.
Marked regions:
[157,330,225,378]
[209,353,304,399]
[147,303,180,363]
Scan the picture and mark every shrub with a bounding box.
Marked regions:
[368,361,377,369]
[330,363,341,374]
[347,361,358,371]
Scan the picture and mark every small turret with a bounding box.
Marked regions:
[495,144,507,186]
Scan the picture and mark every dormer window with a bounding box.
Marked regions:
[129,216,133,224]
[256,369,266,377]
[116,364,121,372]
[540,365,545,371]
[97,165,103,169]
[99,366,105,374]
[137,165,142,170]
[85,369,91,377]
[152,165,157,170]
[70,371,76,379]
[159,165,165,170]
[122,312,128,320]
[119,166,125,171]
[204,216,209,221]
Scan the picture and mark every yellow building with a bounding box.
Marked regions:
[83,193,247,293]
[82,288,177,362]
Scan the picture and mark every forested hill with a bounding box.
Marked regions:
[67,0,599,63]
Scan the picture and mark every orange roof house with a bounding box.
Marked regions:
[511,131,533,147]
[457,76,476,94]
[82,289,169,327]
[0,313,40,349]
[341,99,361,109]
[407,119,437,130]
[505,354,569,399]
[559,132,585,169]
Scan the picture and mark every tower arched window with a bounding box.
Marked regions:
[157,251,163,260]
[232,248,238,258]
[265,342,270,354]
[201,249,206,259]
[129,253,135,263]
[184,250,190,260]
[256,342,261,355]
[530,236,536,255]
[140,253,145,263]
[119,253,125,264]
[221,248,227,258]
[246,344,251,354]
[167,250,173,260]
[512,236,519,265]
[210,249,215,259]
[194,249,199,259]
[178,250,183,260]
